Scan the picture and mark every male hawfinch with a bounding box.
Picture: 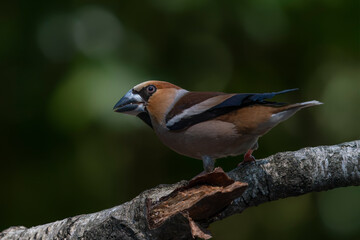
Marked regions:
[113,81,322,172]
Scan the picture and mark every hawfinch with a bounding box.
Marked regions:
[113,81,322,172]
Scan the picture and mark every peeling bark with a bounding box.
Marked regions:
[147,168,247,238]
[1,140,360,240]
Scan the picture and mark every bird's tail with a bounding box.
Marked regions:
[269,100,323,124]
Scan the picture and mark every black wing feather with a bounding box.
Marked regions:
[167,89,298,131]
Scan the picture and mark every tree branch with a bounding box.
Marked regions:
[1,140,359,240]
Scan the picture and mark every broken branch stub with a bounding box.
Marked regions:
[146,168,248,238]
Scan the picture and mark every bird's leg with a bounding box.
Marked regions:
[243,141,258,163]
[202,155,215,173]
[238,142,258,166]
[191,156,215,179]
[243,149,256,162]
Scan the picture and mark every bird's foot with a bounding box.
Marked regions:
[202,156,215,173]
[237,150,256,167]
[244,149,255,162]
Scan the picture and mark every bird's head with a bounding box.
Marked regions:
[113,81,187,126]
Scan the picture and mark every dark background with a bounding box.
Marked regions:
[1,1,359,239]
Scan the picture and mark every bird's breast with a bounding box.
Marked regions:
[153,120,258,159]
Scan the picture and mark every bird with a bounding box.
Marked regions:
[113,80,322,173]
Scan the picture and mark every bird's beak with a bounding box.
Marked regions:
[113,89,145,115]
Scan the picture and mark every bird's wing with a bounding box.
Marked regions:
[165,89,298,131]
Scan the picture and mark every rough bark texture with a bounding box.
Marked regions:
[1,140,360,240]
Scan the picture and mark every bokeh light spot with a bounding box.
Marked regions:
[48,60,146,132]
[37,14,74,62]
[73,6,123,57]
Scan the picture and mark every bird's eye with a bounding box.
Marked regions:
[147,85,156,94]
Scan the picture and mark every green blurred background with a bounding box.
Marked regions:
[1,0,359,239]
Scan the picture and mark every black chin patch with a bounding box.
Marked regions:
[137,112,153,129]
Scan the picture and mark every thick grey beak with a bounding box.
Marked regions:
[113,89,145,115]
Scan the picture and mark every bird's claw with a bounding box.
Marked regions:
[244,154,256,162]
[237,149,256,167]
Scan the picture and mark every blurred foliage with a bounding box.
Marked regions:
[0,0,359,239]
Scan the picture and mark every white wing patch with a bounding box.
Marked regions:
[163,89,189,117]
[166,95,231,129]
[298,100,323,106]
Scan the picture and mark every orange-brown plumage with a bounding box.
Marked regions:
[217,105,274,135]
[114,81,322,172]
[147,88,180,124]
[133,80,182,92]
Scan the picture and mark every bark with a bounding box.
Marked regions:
[1,140,359,240]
